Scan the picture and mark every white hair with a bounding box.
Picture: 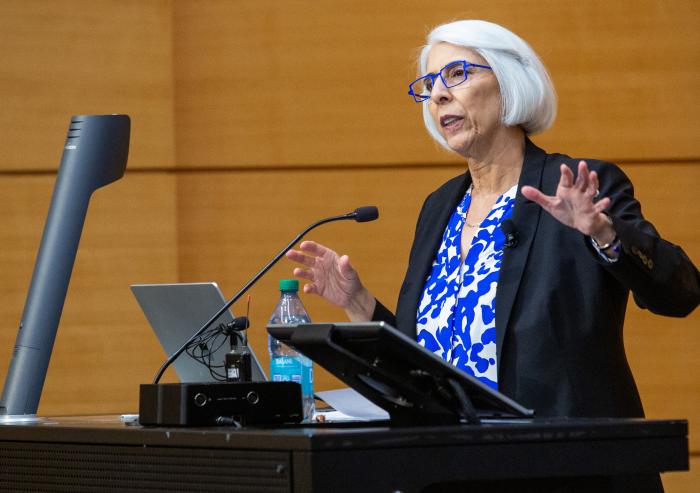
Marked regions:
[419,20,557,149]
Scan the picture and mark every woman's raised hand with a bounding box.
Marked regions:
[285,240,376,321]
[521,160,616,245]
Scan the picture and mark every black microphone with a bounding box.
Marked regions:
[151,206,379,384]
[501,219,518,249]
[354,206,379,223]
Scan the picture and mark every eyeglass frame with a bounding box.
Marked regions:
[408,60,493,103]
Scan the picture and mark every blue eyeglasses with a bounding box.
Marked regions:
[408,60,492,103]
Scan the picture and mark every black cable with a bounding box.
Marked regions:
[184,324,232,381]
[182,320,252,381]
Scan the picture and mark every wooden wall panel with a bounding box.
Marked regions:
[0,172,179,415]
[174,0,700,168]
[0,0,175,171]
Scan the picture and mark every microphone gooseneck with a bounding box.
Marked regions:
[152,206,379,384]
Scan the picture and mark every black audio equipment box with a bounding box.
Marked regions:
[139,381,303,426]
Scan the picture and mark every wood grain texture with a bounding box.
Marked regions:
[0,0,175,171]
[173,0,700,168]
[0,172,179,415]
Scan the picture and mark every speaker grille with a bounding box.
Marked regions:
[1,442,291,492]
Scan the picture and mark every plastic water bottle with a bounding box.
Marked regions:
[268,279,315,421]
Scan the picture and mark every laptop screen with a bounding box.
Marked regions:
[131,282,267,383]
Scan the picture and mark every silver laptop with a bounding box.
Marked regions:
[131,282,266,383]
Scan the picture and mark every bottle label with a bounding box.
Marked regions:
[302,362,313,396]
[270,356,313,396]
[270,356,302,383]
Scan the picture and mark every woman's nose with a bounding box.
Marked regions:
[429,76,452,104]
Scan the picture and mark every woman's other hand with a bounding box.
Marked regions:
[285,240,376,321]
[521,160,617,248]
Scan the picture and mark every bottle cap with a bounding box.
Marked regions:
[279,279,299,292]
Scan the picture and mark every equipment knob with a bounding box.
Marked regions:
[246,391,260,405]
[193,392,208,407]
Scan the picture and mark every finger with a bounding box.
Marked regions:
[583,171,598,198]
[593,197,611,214]
[521,185,557,211]
[298,240,331,256]
[302,283,319,295]
[337,254,357,280]
[559,164,574,188]
[574,161,589,191]
[286,249,316,267]
[587,170,600,197]
[293,267,315,281]
[590,170,600,193]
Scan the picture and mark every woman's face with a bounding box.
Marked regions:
[426,43,502,157]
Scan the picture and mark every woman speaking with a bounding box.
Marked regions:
[287,20,699,422]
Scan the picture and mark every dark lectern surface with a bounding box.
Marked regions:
[0,415,688,493]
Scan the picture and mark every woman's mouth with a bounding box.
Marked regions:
[440,115,464,133]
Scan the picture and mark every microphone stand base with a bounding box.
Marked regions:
[0,414,47,425]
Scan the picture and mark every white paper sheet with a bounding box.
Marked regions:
[315,388,390,421]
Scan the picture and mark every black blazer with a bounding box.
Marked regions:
[373,139,700,418]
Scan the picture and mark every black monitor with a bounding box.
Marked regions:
[268,322,534,426]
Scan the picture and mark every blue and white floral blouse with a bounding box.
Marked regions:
[416,184,517,390]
